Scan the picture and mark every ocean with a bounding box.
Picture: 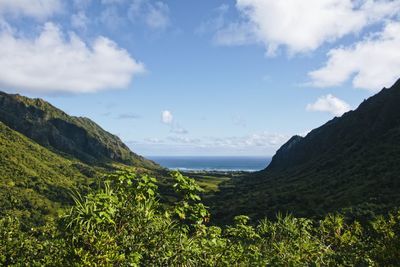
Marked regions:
[148,156,271,172]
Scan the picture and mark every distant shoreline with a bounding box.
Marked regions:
[148,156,271,173]
[177,169,257,174]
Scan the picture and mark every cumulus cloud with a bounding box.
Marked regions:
[161,110,173,124]
[215,0,400,55]
[309,22,400,91]
[306,94,351,116]
[0,22,145,94]
[0,0,62,20]
[128,0,170,29]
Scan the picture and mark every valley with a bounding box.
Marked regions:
[1,80,400,265]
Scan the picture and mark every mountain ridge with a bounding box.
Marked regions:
[266,79,400,172]
[0,91,164,225]
[210,78,400,223]
[0,91,159,170]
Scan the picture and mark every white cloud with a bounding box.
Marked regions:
[161,110,173,124]
[306,94,351,116]
[161,110,188,134]
[216,0,400,55]
[0,17,12,32]
[145,2,169,29]
[210,133,288,148]
[73,0,91,10]
[100,6,125,30]
[167,136,201,144]
[144,137,164,144]
[0,22,145,94]
[128,0,170,29]
[170,124,188,134]
[214,21,257,46]
[131,132,290,156]
[71,11,89,30]
[196,4,229,35]
[161,132,288,149]
[0,0,62,20]
[309,22,400,91]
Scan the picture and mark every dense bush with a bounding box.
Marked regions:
[1,170,400,266]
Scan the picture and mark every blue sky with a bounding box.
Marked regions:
[0,0,399,156]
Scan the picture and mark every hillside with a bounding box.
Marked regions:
[0,121,98,225]
[210,79,400,223]
[0,91,163,225]
[0,91,159,170]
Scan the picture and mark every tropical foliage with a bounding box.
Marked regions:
[1,170,400,266]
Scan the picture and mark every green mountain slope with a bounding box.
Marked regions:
[210,79,400,223]
[0,91,159,169]
[0,121,96,225]
[0,91,163,225]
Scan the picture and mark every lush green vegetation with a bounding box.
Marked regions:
[0,90,160,226]
[209,80,400,223]
[0,91,159,169]
[2,82,400,265]
[1,170,400,266]
[0,121,97,226]
[0,120,159,227]
[185,172,231,193]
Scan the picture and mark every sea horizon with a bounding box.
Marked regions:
[147,155,272,172]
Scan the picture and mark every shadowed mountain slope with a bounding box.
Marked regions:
[210,79,400,223]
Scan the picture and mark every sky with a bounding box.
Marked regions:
[0,0,399,156]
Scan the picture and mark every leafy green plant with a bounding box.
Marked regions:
[2,170,400,266]
[171,171,210,226]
